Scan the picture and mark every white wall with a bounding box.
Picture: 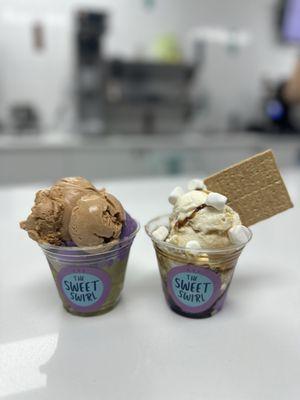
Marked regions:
[0,0,298,130]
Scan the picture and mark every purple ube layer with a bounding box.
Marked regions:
[120,212,138,239]
[65,240,76,247]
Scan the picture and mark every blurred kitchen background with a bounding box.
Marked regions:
[1,0,300,184]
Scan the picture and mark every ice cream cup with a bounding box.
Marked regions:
[145,215,252,318]
[39,217,139,316]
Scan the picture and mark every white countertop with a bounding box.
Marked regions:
[0,172,299,400]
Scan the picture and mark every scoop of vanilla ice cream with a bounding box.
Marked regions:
[189,205,241,234]
[167,190,241,249]
[171,190,208,223]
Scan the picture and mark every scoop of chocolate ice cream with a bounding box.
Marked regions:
[69,192,125,247]
[50,177,99,241]
[20,177,125,247]
[20,189,65,245]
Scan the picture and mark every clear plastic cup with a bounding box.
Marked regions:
[145,215,252,318]
[40,218,139,316]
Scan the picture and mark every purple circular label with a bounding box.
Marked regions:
[167,265,221,313]
[57,267,111,313]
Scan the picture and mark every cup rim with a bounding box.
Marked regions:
[145,214,252,254]
[39,218,140,255]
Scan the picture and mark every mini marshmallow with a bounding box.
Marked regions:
[205,192,227,211]
[168,186,184,205]
[187,179,206,191]
[186,240,201,249]
[228,225,249,245]
[152,226,169,241]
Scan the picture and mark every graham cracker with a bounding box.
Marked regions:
[204,149,293,226]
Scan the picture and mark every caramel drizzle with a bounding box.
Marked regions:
[176,204,207,229]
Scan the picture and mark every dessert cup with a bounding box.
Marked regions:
[145,215,252,318]
[40,218,139,316]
